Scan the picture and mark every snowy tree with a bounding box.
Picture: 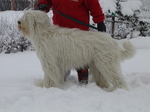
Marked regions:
[0,0,11,11]
[100,0,150,38]
[140,0,150,19]
[0,0,39,11]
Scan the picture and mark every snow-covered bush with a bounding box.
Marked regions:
[140,0,150,20]
[100,0,150,39]
[0,11,34,54]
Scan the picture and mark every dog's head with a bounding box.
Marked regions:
[18,10,50,38]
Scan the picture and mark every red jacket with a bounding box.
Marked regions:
[38,0,105,30]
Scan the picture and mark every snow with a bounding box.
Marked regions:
[100,0,117,13]
[120,0,142,16]
[100,0,142,16]
[0,11,23,22]
[0,37,150,112]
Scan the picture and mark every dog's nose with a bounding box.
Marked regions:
[18,21,21,25]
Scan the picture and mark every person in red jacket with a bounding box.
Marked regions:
[37,0,106,84]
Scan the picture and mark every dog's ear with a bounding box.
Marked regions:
[24,11,37,36]
[31,11,51,34]
[21,10,51,37]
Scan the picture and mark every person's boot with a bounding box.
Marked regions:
[77,68,88,85]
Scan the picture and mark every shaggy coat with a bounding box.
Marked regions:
[18,10,136,91]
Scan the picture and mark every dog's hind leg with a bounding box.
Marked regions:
[89,63,110,88]
[93,56,128,91]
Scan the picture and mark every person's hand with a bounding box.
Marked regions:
[97,22,106,32]
[39,4,47,12]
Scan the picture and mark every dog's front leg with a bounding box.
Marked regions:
[41,59,62,88]
[43,73,54,88]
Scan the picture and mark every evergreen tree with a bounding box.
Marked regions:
[103,0,150,38]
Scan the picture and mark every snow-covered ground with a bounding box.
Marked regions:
[0,37,150,112]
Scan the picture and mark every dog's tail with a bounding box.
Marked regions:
[120,41,136,61]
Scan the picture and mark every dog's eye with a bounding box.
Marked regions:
[18,21,21,25]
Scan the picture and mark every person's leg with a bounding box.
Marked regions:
[77,68,88,84]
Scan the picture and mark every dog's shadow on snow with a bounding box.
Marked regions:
[33,72,116,92]
[34,71,150,91]
[34,70,98,90]
[34,71,80,89]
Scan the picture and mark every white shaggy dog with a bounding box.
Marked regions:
[18,10,136,91]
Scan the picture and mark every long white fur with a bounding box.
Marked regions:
[18,10,136,91]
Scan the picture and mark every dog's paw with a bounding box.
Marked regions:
[34,79,44,88]
[103,85,129,92]
[103,87,116,92]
